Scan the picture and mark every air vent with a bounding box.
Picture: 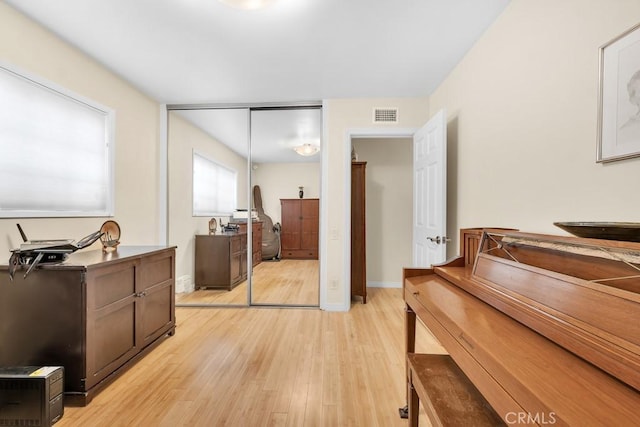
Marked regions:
[373,108,398,123]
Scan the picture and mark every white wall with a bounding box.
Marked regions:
[252,162,321,224]
[352,138,413,288]
[429,0,640,258]
[0,3,162,255]
[168,112,248,285]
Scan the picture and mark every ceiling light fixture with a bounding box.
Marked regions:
[293,143,320,156]
[218,0,277,10]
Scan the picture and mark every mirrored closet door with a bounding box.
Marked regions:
[168,107,250,306]
[249,107,321,306]
[168,104,320,307]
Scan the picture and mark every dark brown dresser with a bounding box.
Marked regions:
[194,233,247,290]
[0,246,176,406]
[231,221,262,267]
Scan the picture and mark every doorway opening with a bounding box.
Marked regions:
[344,128,417,306]
[345,109,448,306]
[351,137,413,290]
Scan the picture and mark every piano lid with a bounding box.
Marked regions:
[466,230,640,391]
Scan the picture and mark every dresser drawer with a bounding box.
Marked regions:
[229,234,246,253]
[281,249,318,259]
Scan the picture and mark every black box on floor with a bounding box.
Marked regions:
[0,366,64,426]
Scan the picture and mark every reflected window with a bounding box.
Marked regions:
[192,151,236,216]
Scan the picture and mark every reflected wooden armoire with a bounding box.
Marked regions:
[280,198,319,259]
[351,161,367,303]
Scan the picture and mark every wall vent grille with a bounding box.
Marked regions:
[373,108,398,123]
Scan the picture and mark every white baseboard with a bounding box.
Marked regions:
[367,281,401,289]
[321,302,350,312]
[176,275,194,293]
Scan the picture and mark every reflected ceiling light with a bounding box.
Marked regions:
[293,143,320,156]
[218,0,277,10]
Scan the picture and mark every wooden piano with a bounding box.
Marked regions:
[403,228,640,426]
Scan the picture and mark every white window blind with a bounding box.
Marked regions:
[193,152,236,216]
[0,64,114,217]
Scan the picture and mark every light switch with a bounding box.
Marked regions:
[330,228,339,240]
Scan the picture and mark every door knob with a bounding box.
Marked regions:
[427,236,451,245]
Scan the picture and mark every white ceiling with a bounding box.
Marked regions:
[5,0,511,104]
[5,0,510,162]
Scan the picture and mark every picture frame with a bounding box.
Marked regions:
[597,22,640,163]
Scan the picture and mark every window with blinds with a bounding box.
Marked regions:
[0,63,114,218]
[192,152,237,216]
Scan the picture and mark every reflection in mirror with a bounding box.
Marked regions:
[250,107,321,306]
[168,108,250,306]
[168,105,321,307]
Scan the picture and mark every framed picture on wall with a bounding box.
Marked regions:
[597,22,640,163]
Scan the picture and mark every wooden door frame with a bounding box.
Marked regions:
[339,128,418,311]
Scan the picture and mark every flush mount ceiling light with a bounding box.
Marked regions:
[293,143,320,156]
[218,0,277,10]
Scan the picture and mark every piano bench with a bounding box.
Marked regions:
[407,353,504,426]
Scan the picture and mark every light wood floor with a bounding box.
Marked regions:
[176,260,320,306]
[59,288,445,426]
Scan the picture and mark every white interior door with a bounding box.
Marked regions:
[413,109,447,267]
